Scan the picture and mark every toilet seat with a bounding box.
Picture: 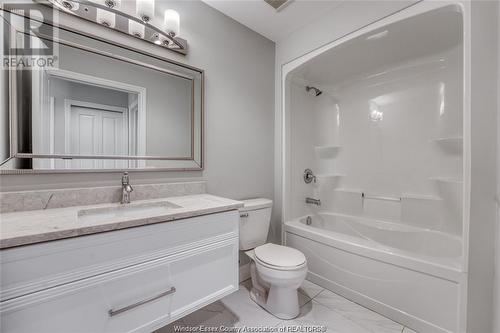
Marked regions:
[255,256,307,271]
[254,243,306,271]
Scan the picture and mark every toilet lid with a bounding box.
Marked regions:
[254,243,306,268]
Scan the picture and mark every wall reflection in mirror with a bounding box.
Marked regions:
[1,10,203,172]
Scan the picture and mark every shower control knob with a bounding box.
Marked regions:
[303,169,316,184]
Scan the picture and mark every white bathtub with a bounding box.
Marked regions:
[293,213,462,267]
[285,213,465,333]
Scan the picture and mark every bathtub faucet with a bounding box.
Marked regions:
[305,197,321,206]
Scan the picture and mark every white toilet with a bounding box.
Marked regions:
[239,198,307,319]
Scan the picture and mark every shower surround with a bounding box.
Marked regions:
[281,4,466,333]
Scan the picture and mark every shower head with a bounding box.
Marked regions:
[306,86,322,96]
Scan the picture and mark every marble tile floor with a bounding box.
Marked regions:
[157,279,418,333]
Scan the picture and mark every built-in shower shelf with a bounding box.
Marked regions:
[314,145,341,159]
[402,193,442,201]
[315,173,344,185]
[429,177,463,184]
[333,188,363,194]
[316,173,344,178]
[332,189,441,201]
[430,137,463,153]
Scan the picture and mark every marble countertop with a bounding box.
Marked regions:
[0,194,244,249]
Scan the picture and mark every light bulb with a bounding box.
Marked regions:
[136,0,154,22]
[129,20,145,38]
[96,8,115,28]
[163,9,179,36]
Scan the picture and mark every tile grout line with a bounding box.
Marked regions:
[276,284,325,328]
[240,280,408,332]
[311,287,406,333]
[311,288,325,300]
[245,280,406,331]
[301,295,314,308]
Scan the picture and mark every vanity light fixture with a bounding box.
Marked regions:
[96,8,115,28]
[164,9,180,37]
[48,0,188,54]
[136,0,154,22]
[60,0,78,11]
[129,19,145,38]
[105,0,120,9]
[153,35,162,45]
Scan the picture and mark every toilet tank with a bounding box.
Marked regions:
[239,198,273,251]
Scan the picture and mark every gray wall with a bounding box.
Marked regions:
[467,2,499,332]
[0,1,275,218]
[493,1,500,331]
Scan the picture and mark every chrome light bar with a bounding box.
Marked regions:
[46,0,188,55]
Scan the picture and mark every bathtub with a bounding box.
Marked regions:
[292,213,462,267]
[285,213,465,333]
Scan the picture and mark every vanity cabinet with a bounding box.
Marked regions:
[0,210,239,333]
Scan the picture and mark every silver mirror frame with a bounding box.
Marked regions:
[0,7,204,174]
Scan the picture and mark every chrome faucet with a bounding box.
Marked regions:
[305,197,321,206]
[121,172,133,204]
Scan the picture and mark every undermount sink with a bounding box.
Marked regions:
[77,201,182,220]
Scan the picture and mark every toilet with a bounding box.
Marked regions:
[239,198,307,319]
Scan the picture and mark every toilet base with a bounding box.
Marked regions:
[248,260,302,320]
[249,285,300,320]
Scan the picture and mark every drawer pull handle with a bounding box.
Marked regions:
[240,213,249,218]
[108,286,176,317]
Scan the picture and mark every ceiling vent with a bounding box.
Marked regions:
[263,0,292,11]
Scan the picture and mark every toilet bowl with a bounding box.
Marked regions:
[239,199,307,319]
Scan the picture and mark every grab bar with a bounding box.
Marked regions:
[361,192,401,202]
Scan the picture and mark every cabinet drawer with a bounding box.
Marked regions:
[1,210,239,300]
[1,239,239,333]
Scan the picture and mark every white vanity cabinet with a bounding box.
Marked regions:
[0,210,240,333]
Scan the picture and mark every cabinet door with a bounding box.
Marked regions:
[1,239,238,333]
[1,211,239,301]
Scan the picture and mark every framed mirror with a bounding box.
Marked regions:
[0,6,203,172]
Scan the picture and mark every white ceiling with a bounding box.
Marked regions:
[290,6,463,86]
[200,0,343,42]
